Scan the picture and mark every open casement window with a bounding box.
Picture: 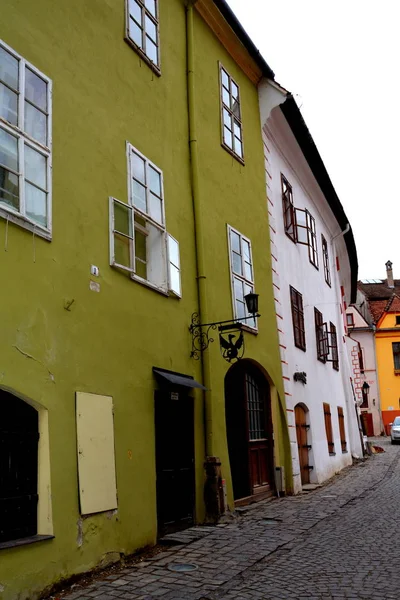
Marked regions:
[220,65,243,162]
[290,286,306,351]
[109,144,181,296]
[321,235,331,286]
[329,322,339,371]
[0,40,52,237]
[228,226,256,329]
[337,407,347,452]
[323,403,335,455]
[126,0,160,72]
[314,308,327,363]
[281,174,296,242]
[295,208,318,268]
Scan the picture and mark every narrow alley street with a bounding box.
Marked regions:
[51,439,400,600]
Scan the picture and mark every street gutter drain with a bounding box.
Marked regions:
[168,563,198,572]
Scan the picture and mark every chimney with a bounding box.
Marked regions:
[386,260,394,288]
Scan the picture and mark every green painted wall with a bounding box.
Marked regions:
[0,2,291,599]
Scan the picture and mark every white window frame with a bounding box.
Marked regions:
[219,63,244,163]
[109,143,181,298]
[227,225,257,331]
[125,0,161,75]
[0,39,52,240]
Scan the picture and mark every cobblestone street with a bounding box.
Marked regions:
[53,439,399,600]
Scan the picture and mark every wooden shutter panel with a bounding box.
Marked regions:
[323,403,334,454]
[338,407,347,452]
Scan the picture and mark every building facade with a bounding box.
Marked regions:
[0,1,291,599]
[259,90,363,493]
[357,262,400,434]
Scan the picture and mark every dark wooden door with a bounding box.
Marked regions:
[361,412,373,437]
[155,391,194,535]
[0,391,39,543]
[225,362,273,500]
[295,404,310,485]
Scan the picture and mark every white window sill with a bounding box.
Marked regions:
[0,207,51,241]
[124,37,161,77]
[242,324,258,335]
[130,274,169,297]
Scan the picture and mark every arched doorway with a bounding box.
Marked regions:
[0,390,39,542]
[225,360,274,501]
[295,403,310,485]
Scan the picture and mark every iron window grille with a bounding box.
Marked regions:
[126,0,160,73]
[321,234,331,286]
[228,226,257,330]
[0,40,52,238]
[290,286,306,351]
[219,64,243,162]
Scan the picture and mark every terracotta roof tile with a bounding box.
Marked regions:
[368,300,388,323]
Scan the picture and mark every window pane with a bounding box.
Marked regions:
[129,0,142,24]
[25,68,47,111]
[242,239,250,262]
[244,261,253,281]
[129,18,143,48]
[25,181,47,226]
[24,145,46,189]
[25,102,47,145]
[223,108,231,129]
[169,264,180,295]
[114,201,132,237]
[0,83,18,125]
[221,69,229,89]
[223,126,233,149]
[0,47,18,90]
[231,81,239,100]
[131,152,145,183]
[132,180,146,212]
[148,165,161,196]
[149,192,162,224]
[0,127,18,171]
[168,236,179,267]
[0,166,19,210]
[233,120,241,140]
[234,277,244,302]
[145,37,158,64]
[236,300,246,320]
[135,230,147,279]
[145,15,157,42]
[114,232,131,268]
[232,99,240,118]
[232,251,242,275]
[222,87,230,108]
[145,0,156,17]
[234,137,243,158]
[231,230,240,253]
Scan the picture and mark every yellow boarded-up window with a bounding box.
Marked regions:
[76,392,117,515]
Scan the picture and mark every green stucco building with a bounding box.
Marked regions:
[0,1,291,598]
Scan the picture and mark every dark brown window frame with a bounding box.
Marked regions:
[393,342,400,370]
[330,322,339,371]
[281,174,296,242]
[321,234,331,286]
[294,207,319,269]
[323,402,335,455]
[346,312,355,327]
[314,308,327,363]
[337,406,347,452]
[290,286,306,351]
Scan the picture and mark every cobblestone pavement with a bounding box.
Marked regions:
[54,438,400,600]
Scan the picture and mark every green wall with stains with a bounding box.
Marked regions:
[0,1,291,599]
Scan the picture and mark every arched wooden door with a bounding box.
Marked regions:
[295,404,310,485]
[225,361,274,500]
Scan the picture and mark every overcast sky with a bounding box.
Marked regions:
[227,0,398,281]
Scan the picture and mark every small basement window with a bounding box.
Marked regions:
[396,316,400,326]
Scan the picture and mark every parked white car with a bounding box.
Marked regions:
[390,416,400,444]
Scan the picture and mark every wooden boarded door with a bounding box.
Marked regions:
[295,404,310,485]
[155,391,195,536]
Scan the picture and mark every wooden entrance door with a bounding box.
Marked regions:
[225,362,274,500]
[295,404,310,485]
[155,391,194,536]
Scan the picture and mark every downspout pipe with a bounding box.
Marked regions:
[186,0,213,457]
